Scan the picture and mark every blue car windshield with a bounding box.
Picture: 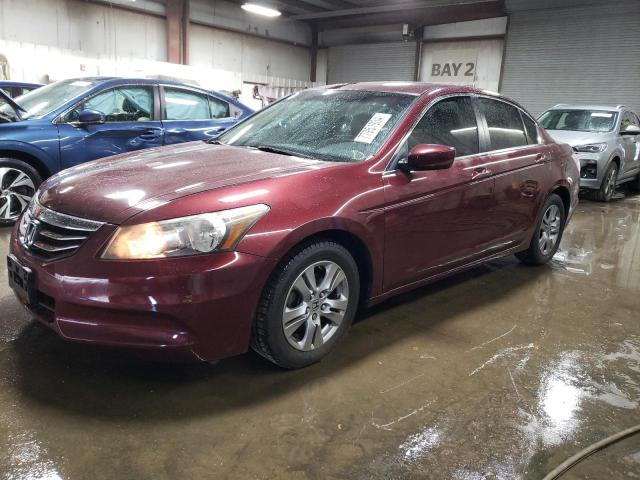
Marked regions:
[0,79,100,120]
[217,89,415,163]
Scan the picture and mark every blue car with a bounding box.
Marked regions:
[0,77,253,224]
[0,81,43,98]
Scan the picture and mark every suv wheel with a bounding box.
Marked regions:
[516,193,566,266]
[0,159,41,226]
[594,162,618,202]
[251,240,360,369]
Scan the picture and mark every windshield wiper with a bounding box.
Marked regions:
[248,145,314,159]
[0,89,26,120]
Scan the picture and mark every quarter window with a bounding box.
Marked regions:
[408,96,479,157]
[209,96,231,119]
[66,86,154,123]
[520,113,539,144]
[164,88,210,120]
[477,98,527,150]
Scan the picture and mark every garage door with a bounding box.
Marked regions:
[327,42,416,84]
[500,1,640,116]
[419,39,504,92]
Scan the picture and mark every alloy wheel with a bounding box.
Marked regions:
[538,204,561,256]
[282,260,349,351]
[0,167,36,222]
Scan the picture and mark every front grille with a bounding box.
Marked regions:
[18,199,105,261]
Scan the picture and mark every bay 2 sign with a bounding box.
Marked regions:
[429,50,478,83]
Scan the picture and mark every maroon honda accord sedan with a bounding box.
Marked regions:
[8,82,579,368]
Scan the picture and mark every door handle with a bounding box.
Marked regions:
[138,129,162,140]
[472,167,492,180]
[535,153,547,163]
[211,126,227,133]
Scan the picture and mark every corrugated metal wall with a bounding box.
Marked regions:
[501,0,640,116]
[327,42,416,84]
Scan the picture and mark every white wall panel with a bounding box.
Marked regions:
[0,0,166,61]
[420,39,504,92]
[189,24,311,81]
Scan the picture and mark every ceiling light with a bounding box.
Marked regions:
[241,3,281,17]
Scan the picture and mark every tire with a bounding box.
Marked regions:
[0,158,41,227]
[516,193,566,266]
[629,172,640,194]
[594,161,618,202]
[251,240,360,369]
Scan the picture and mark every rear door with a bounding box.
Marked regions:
[474,96,552,247]
[57,84,164,169]
[161,86,239,145]
[383,95,499,291]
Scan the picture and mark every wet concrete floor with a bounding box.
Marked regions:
[1,195,639,479]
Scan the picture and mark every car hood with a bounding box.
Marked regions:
[546,129,609,147]
[38,142,335,224]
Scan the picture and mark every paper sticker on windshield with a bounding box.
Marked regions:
[591,112,613,118]
[354,113,392,144]
[70,81,92,87]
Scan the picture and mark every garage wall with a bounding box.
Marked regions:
[0,0,166,61]
[327,42,417,84]
[189,24,311,81]
[501,0,640,116]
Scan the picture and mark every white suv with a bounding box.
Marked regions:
[539,105,640,201]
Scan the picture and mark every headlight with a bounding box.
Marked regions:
[573,143,607,153]
[101,204,269,260]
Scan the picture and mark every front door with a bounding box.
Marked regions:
[383,96,499,292]
[620,111,640,178]
[161,86,239,145]
[57,85,163,170]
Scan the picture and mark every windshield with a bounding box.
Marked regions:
[0,79,100,120]
[538,109,618,133]
[217,89,415,163]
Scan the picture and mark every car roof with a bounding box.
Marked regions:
[0,80,43,88]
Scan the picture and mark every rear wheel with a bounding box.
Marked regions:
[594,161,618,202]
[0,159,41,226]
[251,240,360,369]
[516,193,566,266]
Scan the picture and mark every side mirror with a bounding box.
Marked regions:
[404,144,456,171]
[621,124,640,135]
[76,109,105,126]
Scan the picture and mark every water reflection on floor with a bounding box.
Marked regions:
[0,195,639,479]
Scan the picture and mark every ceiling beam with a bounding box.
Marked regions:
[292,0,497,20]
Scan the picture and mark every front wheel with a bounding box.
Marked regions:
[251,240,360,369]
[594,161,618,202]
[0,159,41,226]
[516,193,566,265]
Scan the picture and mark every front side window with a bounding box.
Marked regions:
[477,98,527,150]
[66,86,154,123]
[621,111,640,130]
[217,89,415,163]
[164,88,210,120]
[407,96,479,157]
[539,109,618,133]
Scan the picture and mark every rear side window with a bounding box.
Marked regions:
[408,96,479,157]
[477,98,528,150]
[209,96,230,119]
[164,88,210,120]
[521,113,539,144]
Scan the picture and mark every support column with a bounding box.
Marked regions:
[166,0,189,64]
[310,26,318,83]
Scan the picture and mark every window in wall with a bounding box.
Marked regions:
[407,96,479,157]
[478,98,527,150]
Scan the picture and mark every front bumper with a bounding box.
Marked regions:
[9,224,276,362]
[576,151,609,190]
